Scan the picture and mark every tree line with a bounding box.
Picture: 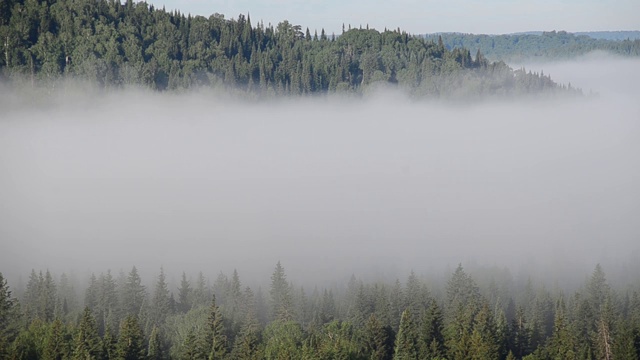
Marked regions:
[424,31,640,63]
[1,262,639,359]
[0,0,577,97]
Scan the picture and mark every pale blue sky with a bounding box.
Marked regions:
[147,0,639,35]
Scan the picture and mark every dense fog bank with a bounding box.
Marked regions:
[1,57,639,287]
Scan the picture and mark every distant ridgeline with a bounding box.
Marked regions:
[424,31,640,63]
[0,0,576,95]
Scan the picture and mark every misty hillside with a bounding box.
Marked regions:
[0,0,575,96]
[1,263,639,360]
[424,31,640,62]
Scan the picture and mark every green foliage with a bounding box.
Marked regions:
[0,0,578,97]
[2,264,640,360]
[0,272,19,359]
[73,307,102,360]
[363,314,390,360]
[263,320,304,360]
[204,296,227,360]
[117,315,146,360]
[425,31,640,62]
[394,309,419,360]
[270,262,294,322]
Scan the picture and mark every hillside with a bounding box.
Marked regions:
[424,31,640,62]
[0,0,573,96]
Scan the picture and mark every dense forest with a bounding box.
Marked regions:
[1,263,639,359]
[0,0,576,96]
[424,31,640,62]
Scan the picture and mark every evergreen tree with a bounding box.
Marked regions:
[0,272,19,359]
[419,299,445,359]
[42,318,68,360]
[177,272,192,313]
[547,297,577,360]
[204,296,227,360]
[150,267,171,326]
[509,306,531,358]
[469,303,500,360]
[270,262,293,322]
[121,267,146,318]
[72,307,102,360]
[394,309,419,360]
[102,325,118,360]
[363,313,389,360]
[148,325,167,360]
[117,315,146,360]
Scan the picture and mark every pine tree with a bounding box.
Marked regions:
[42,318,68,360]
[150,267,171,326]
[177,272,192,313]
[419,300,445,359]
[270,261,293,322]
[72,307,102,360]
[232,288,260,360]
[510,306,531,358]
[394,309,419,360]
[102,325,117,360]
[205,296,227,360]
[0,272,19,359]
[117,315,146,360]
[121,267,146,317]
[547,297,577,360]
[148,325,167,360]
[469,303,499,360]
[40,270,56,322]
[363,313,388,360]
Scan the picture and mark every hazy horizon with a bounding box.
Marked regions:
[141,0,640,37]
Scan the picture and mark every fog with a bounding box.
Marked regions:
[1,55,639,287]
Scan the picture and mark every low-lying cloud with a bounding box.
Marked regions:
[1,55,639,287]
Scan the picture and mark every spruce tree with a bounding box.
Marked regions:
[363,313,388,360]
[394,309,419,360]
[270,262,293,322]
[117,315,146,360]
[72,307,102,360]
[120,267,146,317]
[547,297,577,360]
[419,300,445,359]
[150,267,171,326]
[0,272,18,359]
[177,272,192,313]
[148,325,167,360]
[42,318,68,360]
[205,296,227,360]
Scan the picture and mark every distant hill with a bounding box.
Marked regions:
[423,31,640,62]
[574,31,640,41]
[511,31,640,40]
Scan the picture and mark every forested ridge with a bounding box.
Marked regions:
[1,263,639,359]
[424,31,640,62]
[0,0,576,96]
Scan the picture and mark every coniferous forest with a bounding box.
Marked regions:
[1,263,640,360]
[0,0,579,96]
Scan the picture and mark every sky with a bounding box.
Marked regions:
[145,0,640,35]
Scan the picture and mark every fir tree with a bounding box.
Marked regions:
[117,315,146,360]
[205,296,227,360]
[72,307,102,360]
[394,309,419,360]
